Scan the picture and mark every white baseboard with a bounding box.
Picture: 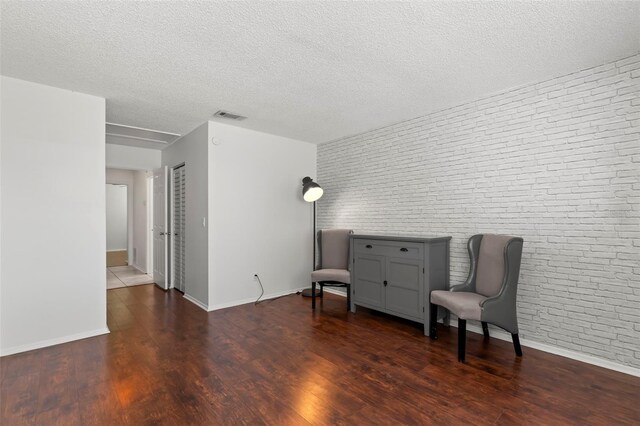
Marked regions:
[0,327,110,357]
[447,320,640,378]
[106,249,126,252]
[308,290,640,377]
[208,286,308,312]
[323,288,348,297]
[183,293,209,311]
[131,263,148,274]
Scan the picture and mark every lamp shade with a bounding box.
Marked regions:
[302,177,323,202]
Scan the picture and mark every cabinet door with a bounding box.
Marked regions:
[385,258,423,320]
[353,254,385,309]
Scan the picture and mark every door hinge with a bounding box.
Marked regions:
[423,267,425,274]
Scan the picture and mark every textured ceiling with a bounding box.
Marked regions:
[2,1,639,144]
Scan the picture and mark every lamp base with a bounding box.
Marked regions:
[301,288,321,297]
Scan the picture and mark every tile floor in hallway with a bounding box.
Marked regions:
[107,266,154,289]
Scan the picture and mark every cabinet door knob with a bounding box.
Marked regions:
[384,280,388,286]
[400,248,408,252]
[366,244,373,249]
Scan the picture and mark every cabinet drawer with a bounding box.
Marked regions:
[354,239,423,260]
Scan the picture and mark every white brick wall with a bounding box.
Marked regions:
[317,54,640,368]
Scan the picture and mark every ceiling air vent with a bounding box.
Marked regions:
[213,110,247,121]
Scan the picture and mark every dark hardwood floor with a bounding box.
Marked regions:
[1,284,639,425]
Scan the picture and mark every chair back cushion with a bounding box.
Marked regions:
[475,234,513,297]
[320,229,351,270]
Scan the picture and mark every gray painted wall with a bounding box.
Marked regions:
[317,54,640,368]
[162,122,210,307]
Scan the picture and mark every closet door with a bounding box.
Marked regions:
[172,165,186,292]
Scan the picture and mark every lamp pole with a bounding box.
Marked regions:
[301,177,323,297]
[312,200,316,271]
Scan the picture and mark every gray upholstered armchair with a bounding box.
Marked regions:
[311,229,353,310]
[429,234,524,362]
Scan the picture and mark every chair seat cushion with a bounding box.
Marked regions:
[430,291,486,321]
[311,269,350,284]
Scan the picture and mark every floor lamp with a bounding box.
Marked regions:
[301,176,323,297]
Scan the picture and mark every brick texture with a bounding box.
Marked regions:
[317,54,640,368]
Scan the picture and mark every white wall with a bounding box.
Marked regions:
[162,123,210,307]
[106,144,161,171]
[106,169,134,265]
[0,77,3,358]
[106,184,128,250]
[208,121,316,310]
[0,76,108,355]
[317,54,640,373]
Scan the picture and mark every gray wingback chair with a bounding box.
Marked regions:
[311,229,353,310]
[429,234,524,362]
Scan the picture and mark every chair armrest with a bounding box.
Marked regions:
[450,279,473,292]
[480,291,510,309]
[480,286,518,334]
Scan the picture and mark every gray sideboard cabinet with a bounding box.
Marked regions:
[349,234,451,336]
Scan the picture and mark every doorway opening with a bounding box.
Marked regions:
[106,169,154,290]
[106,183,128,267]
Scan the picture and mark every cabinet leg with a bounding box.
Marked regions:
[346,285,351,311]
[429,303,438,340]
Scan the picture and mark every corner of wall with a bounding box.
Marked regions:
[315,53,640,372]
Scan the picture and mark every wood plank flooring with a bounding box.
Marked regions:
[1,284,639,425]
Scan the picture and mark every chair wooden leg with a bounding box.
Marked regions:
[482,321,490,338]
[346,285,351,311]
[512,333,523,356]
[319,284,324,297]
[458,319,466,362]
[429,303,438,340]
[311,282,316,310]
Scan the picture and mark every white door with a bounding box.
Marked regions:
[146,175,154,275]
[153,166,169,290]
[171,165,186,292]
